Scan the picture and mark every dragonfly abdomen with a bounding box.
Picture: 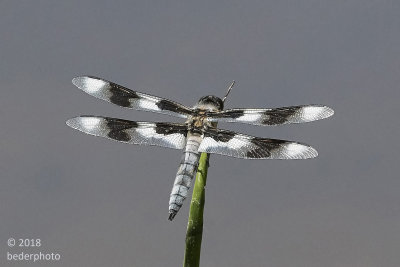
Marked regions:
[168,134,202,220]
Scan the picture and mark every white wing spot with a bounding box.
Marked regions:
[135,127,156,137]
[136,94,160,111]
[239,111,263,122]
[79,117,102,131]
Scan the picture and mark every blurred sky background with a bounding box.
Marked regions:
[1,1,399,266]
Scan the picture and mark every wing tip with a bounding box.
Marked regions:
[72,76,106,92]
[320,105,334,119]
[66,116,102,133]
[301,105,334,122]
[71,76,85,87]
[304,145,318,159]
[66,117,88,131]
[65,117,78,129]
[299,144,318,159]
[281,142,319,159]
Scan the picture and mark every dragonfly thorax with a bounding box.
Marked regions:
[186,115,211,133]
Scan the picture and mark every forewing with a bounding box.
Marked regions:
[198,128,317,159]
[72,76,194,118]
[206,105,334,126]
[66,116,187,149]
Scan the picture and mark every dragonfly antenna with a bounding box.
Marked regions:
[222,80,235,103]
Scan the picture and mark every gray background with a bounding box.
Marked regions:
[1,1,399,266]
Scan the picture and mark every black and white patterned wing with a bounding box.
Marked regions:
[72,76,194,118]
[198,127,317,159]
[206,105,334,126]
[66,116,187,149]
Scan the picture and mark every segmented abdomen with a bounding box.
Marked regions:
[168,134,202,220]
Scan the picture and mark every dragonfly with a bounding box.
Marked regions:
[66,76,334,220]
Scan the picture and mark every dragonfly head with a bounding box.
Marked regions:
[196,95,224,111]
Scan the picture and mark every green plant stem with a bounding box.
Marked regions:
[183,152,209,267]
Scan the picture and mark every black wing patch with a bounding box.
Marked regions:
[66,116,188,149]
[206,105,334,126]
[72,76,194,118]
[198,127,318,159]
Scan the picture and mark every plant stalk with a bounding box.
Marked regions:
[183,152,209,267]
